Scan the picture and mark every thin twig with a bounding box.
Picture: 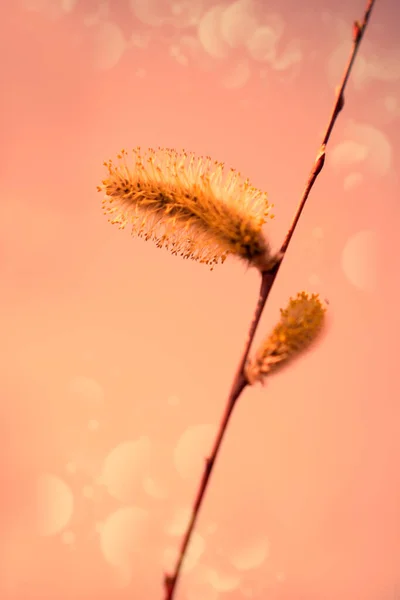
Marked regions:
[280,0,376,255]
[163,1,376,597]
[164,267,276,600]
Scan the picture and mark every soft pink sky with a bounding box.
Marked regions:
[1,0,400,599]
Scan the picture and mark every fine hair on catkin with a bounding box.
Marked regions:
[98,147,277,270]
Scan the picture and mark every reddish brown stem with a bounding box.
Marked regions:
[280,0,376,255]
[163,266,277,600]
[163,1,376,598]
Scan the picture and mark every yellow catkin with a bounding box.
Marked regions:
[245,292,326,383]
[97,147,276,270]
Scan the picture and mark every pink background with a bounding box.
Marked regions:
[1,0,400,598]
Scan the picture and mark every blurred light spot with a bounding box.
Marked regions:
[246,26,278,62]
[205,522,217,535]
[321,11,348,35]
[21,0,48,9]
[240,584,254,597]
[171,35,215,70]
[365,50,400,83]
[82,485,94,499]
[331,140,368,167]
[88,419,99,431]
[174,424,217,481]
[248,13,284,61]
[167,394,180,406]
[312,226,324,239]
[129,0,203,27]
[170,44,189,66]
[91,22,126,70]
[68,376,104,404]
[308,273,321,286]
[99,437,151,502]
[276,571,286,582]
[355,123,392,175]
[198,5,231,59]
[328,29,400,88]
[129,31,150,48]
[83,1,109,26]
[272,39,302,71]
[186,565,220,600]
[333,121,392,176]
[36,474,74,536]
[328,42,368,89]
[95,521,103,534]
[65,462,77,474]
[341,230,378,292]
[220,0,258,48]
[61,0,77,12]
[344,172,364,191]
[143,476,168,499]
[162,533,205,573]
[61,530,75,545]
[230,537,270,570]
[112,564,133,588]
[223,59,251,89]
[169,0,205,27]
[165,506,192,536]
[21,0,78,16]
[99,506,149,568]
[207,567,241,591]
[384,95,400,115]
[129,0,166,26]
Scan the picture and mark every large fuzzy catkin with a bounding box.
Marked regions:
[245,292,326,383]
[98,147,276,270]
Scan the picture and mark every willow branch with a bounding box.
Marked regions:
[280,0,376,255]
[163,1,376,598]
[164,267,276,600]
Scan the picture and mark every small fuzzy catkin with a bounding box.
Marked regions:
[245,292,326,384]
[98,147,276,270]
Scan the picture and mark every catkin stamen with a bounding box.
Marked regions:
[98,147,276,270]
[245,292,326,383]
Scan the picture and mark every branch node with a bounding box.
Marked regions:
[352,20,362,42]
[337,91,345,112]
[314,146,326,175]
[205,457,214,474]
[164,574,175,595]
